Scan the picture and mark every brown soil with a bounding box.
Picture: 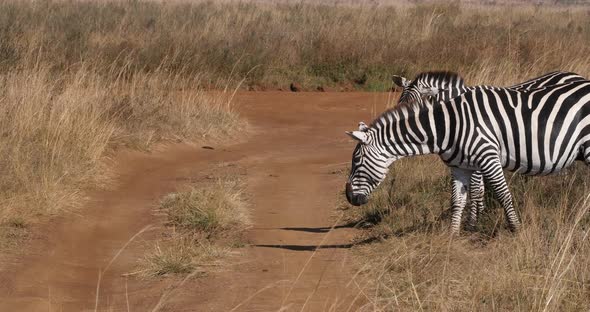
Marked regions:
[0,91,393,311]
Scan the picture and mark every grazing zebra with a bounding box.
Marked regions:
[390,71,587,227]
[345,78,590,233]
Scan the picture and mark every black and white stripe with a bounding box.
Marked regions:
[345,76,590,233]
[393,71,585,106]
[390,71,586,228]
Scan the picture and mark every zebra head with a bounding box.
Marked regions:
[393,75,439,107]
[393,71,466,107]
[345,122,393,206]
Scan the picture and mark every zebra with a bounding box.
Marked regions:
[392,71,586,103]
[345,77,590,233]
[389,71,587,228]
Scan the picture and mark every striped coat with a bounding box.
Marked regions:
[390,71,586,227]
[346,76,590,232]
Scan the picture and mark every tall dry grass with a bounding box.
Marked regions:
[0,64,244,231]
[345,157,590,311]
[0,1,588,90]
[0,0,587,306]
[0,1,258,249]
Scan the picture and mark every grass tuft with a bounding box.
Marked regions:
[162,180,250,238]
[140,179,249,277]
[141,235,228,278]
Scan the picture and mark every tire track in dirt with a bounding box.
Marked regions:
[0,91,392,311]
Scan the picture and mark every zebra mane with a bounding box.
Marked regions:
[369,103,425,128]
[410,71,465,88]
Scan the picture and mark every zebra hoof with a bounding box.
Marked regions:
[508,225,521,233]
[464,223,478,232]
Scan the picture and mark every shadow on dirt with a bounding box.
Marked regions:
[254,207,500,251]
[254,234,385,251]
[278,220,360,233]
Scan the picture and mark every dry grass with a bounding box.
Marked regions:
[0,1,254,237]
[140,179,250,277]
[0,1,588,90]
[344,157,590,311]
[0,66,244,229]
[0,0,586,307]
[0,0,584,231]
[162,180,250,237]
[141,235,230,278]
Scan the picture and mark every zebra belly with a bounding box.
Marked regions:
[438,152,480,170]
[441,150,573,175]
[440,144,577,174]
[503,150,578,176]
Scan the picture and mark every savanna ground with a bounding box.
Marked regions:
[0,0,588,311]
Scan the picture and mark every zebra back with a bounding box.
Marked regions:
[507,71,586,91]
[393,70,587,107]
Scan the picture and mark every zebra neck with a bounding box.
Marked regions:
[375,104,443,158]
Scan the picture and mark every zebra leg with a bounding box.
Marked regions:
[479,157,521,232]
[450,167,473,234]
[466,171,485,228]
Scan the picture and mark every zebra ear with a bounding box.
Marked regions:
[358,121,369,131]
[392,75,410,88]
[419,86,439,97]
[346,131,369,144]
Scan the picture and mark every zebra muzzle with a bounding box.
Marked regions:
[345,182,368,206]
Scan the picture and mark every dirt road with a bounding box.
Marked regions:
[0,92,393,311]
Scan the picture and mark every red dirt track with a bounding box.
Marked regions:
[0,92,392,311]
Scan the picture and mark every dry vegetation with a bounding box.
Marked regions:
[1,1,589,90]
[0,1,249,246]
[343,157,590,311]
[0,0,587,309]
[0,66,243,235]
[140,179,250,277]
